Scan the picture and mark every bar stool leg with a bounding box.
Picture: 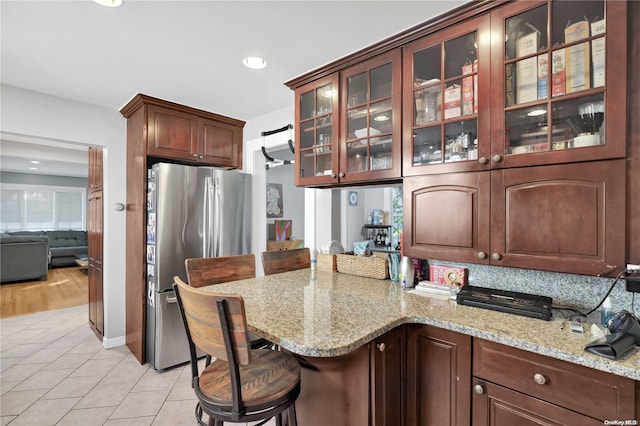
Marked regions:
[288,403,298,426]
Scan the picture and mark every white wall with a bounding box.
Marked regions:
[1,84,127,347]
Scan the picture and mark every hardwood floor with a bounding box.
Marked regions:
[0,266,88,318]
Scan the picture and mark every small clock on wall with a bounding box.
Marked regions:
[348,191,358,206]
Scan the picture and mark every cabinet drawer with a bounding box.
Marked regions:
[473,339,635,420]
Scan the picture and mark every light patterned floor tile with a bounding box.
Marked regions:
[0,388,48,416]
[130,366,183,393]
[109,389,169,419]
[57,406,116,426]
[151,399,198,426]
[12,367,73,391]
[75,382,136,409]
[42,374,102,399]
[69,357,120,378]
[8,396,80,426]
[104,417,154,425]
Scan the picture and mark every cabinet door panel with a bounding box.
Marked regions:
[403,173,490,263]
[490,159,625,275]
[406,325,471,426]
[294,74,340,186]
[371,326,405,426]
[147,105,198,161]
[199,118,240,168]
[402,13,492,176]
[341,50,402,184]
[490,1,627,169]
[472,380,602,426]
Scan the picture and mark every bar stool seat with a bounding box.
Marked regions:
[173,276,300,425]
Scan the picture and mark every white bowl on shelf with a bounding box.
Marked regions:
[354,128,381,138]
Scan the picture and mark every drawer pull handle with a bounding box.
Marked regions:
[533,373,547,385]
[473,384,485,395]
[377,343,386,352]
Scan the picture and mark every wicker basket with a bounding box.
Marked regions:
[336,253,389,279]
[317,253,338,272]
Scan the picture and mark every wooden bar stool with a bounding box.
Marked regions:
[173,276,300,426]
[261,248,311,275]
[185,254,271,350]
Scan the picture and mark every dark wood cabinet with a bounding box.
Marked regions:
[294,74,340,186]
[147,101,243,168]
[404,159,625,275]
[490,159,625,275]
[403,172,490,265]
[88,146,103,191]
[402,13,492,177]
[472,339,636,424]
[88,147,104,340]
[371,324,405,426]
[292,50,402,187]
[488,0,627,170]
[406,324,471,426]
[472,379,602,426]
[120,93,245,364]
[339,50,402,185]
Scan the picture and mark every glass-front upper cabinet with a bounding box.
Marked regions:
[340,50,402,184]
[402,14,491,176]
[294,74,340,186]
[490,0,627,168]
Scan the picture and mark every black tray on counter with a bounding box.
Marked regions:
[456,285,553,321]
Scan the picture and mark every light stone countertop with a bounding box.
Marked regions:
[200,269,640,381]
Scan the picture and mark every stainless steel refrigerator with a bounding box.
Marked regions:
[145,162,252,370]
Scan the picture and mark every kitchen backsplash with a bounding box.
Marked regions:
[428,259,637,316]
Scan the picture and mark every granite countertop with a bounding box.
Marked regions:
[200,269,640,381]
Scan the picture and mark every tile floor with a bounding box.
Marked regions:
[0,305,276,425]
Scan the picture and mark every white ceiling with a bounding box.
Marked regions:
[0,0,467,178]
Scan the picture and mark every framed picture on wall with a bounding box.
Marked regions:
[266,183,283,218]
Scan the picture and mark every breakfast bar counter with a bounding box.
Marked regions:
[201,269,640,380]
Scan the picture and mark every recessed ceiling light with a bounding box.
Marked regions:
[321,89,334,98]
[93,0,123,7]
[29,167,38,170]
[374,115,389,122]
[242,57,267,70]
[527,109,547,117]
[30,160,40,164]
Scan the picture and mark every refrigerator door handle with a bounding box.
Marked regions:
[204,176,214,257]
[204,174,222,258]
[166,296,177,304]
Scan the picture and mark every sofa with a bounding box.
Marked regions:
[46,230,88,267]
[0,230,88,283]
[0,233,49,283]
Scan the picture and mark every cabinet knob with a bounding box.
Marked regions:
[377,343,386,352]
[478,157,488,165]
[492,154,502,163]
[193,153,198,158]
[199,155,204,159]
[338,172,345,178]
[473,384,485,395]
[491,252,502,261]
[533,373,547,385]
[331,173,337,178]
[477,252,487,260]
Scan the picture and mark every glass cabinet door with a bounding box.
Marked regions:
[403,14,491,176]
[295,75,339,184]
[494,0,626,166]
[340,50,401,183]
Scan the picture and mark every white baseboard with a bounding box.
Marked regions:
[103,335,126,349]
